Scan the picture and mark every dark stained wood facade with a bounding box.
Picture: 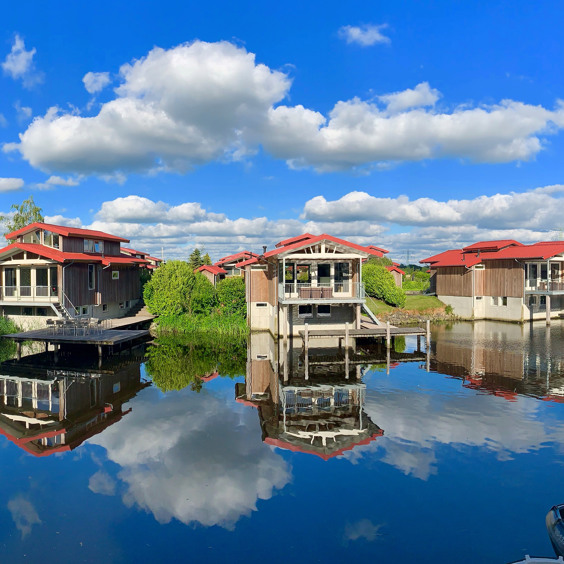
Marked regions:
[62,237,120,256]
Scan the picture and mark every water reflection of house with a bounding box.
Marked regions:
[236,333,383,460]
[0,355,148,456]
[430,321,564,402]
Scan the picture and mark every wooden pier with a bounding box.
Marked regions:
[295,320,431,380]
[2,326,151,364]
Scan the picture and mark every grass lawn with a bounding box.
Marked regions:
[365,294,446,316]
[404,294,445,311]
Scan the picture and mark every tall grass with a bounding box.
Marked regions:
[154,313,249,337]
[0,317,20,362]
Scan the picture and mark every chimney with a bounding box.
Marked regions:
[262,245,267,254]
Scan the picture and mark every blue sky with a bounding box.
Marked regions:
[2,0,564,262]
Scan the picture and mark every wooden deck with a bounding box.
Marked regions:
[3,327,150,347]
[298,326,427,339]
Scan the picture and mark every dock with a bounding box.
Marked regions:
[292,320,431,380]
[2,325,151,364]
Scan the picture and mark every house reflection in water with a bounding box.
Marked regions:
[430,321,564,402]
[0,350,149,456]
[236,333,406,459]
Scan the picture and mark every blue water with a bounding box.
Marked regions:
[2,321,564,563]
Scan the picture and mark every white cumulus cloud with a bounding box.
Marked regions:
[338,24,391,46]
[1,34,43,87]
[5,40,564,179]
[82,71,111,94]
[0,177,24,192]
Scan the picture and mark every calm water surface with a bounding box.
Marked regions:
[2,321,564,563]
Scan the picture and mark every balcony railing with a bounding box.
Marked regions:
[2,286,59,302]
[526,280,564,292]
[279,282,365,301]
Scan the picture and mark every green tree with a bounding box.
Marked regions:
[189,273,217,315]
[363,263,406,307]
[202,253,212,266]
[365,255,393,267]
[188,248,203,270]
[143,261,196,316]
[216,277,246,317]
[1,196,44,236]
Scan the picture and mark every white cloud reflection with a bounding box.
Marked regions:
[88,387,291,529]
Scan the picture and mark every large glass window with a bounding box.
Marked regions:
[84,239,104,253]
[296,264,311,283]
[43,230,60,249]
[20,268,31,296]
[335,262,350,292]
[36,268,48,297]
[318,264,331,286]
[50,267,58,296]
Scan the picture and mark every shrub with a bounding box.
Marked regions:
[143,261,196,316]
[189,273,217,315]
[363,263,406,307]
[216,277,246,317]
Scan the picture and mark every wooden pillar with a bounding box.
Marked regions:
[426,320,431,350]
[355,304,361,329]
[45,341,49,353]
[345,346,349,379]
[386,346,390,375]
[16,342,21,361]
[417,335,421,352]
[386,322,391,349]
[345,322,350,349]
[546,295,551,326]
[304,323,309,380]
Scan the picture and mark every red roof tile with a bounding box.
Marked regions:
[214,250,259,266]
[275,233,316,248]
[6,222,129,243]
[196,264,227,275]
[0,242,146,265]
[462,239,523,252]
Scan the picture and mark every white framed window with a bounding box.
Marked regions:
[298,305,313,318]
[84,239,104,253]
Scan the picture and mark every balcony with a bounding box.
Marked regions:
[1,286,59,302]
[526,280,564,293]
[279,282,365,304]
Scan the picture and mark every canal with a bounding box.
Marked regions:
[1,320,564,563]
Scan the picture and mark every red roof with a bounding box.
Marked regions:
[423,240,564,267]
[366,245,389,255]
[214,250,259,266]
[6,222,129,243]
[121,247,149,257]
[244,234,385,266]
[0,242,147,266]
[275,233,316,248]
[462,240,523,252]
[386,265,406,275]
[196,264,227,275]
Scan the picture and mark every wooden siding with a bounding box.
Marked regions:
[483,260,524,298]
[249,265,276,305]
[66,263,140,307]
[62,236,120,255]
[435,267,473,296]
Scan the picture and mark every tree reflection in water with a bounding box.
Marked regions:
[145,334,246,392]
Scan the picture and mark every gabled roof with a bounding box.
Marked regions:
[6,222,129,243]
[121,247,149,257]
[462,240,523,252]
[196,264,227,275]
[275,233,316,248]
[386,265,406,275]
[0,242,147,266]
[214,250,259,266]
[243,234,384,267]
[422,240,564,268]
[366,245,389,255]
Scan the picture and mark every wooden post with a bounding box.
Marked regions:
[345,346,349,379]
[417,335,421,352]
[386,346,390,375]
[426,320,431,350]
[356,304,361,329]
[16,342,21,361]
[345,322,350,349]
[386,322,391,349]
[547,295,551,326]
[304,323,309,380]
